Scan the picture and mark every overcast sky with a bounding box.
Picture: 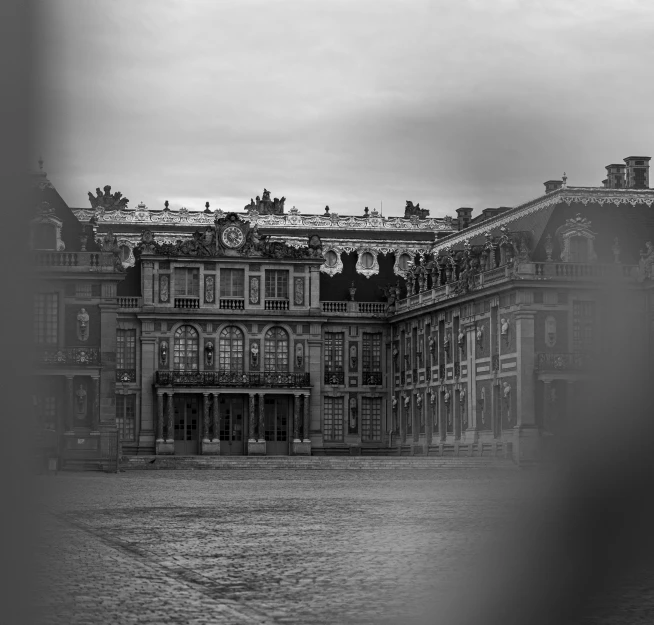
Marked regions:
[34,0,654,218]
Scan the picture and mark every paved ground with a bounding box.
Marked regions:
[35,469,652,625]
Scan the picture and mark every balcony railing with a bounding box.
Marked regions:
[174,297,200,309]
[358,302,386,314]
[322,301,347,313]
[219,298,245,310]
[265,299,289,311]
[156,370,311,387]
[35,251,119,272]
[118,297,142,309]
[324,371,345,385]
[492,354,500,372]
[536,352,591,372]
[533,262,638,280]
[362,371,382,385]
[454,362,461,378]
[36,346,101,366]
[116,369,137,383]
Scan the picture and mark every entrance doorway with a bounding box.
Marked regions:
[264,396,290,455]
[174,395,200,455]
[219,395,245,456]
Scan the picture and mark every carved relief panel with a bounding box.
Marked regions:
[294,277,305,306]
[249,276,260,305]
[204,275,215,304]
[159,275,170,303]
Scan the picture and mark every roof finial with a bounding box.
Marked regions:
[562,171,567,188]
[38,155,44,171]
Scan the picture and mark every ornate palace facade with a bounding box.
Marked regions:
[32,156,654,468]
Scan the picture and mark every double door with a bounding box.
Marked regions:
[174,396,199,455]
[264,396,290,455]
[219,395,245,455]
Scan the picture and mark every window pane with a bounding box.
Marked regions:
[264,327,288,371]
[117,329,136,369]
[325,333,344,371]
[34,293,58,345]
[324,397,344,442]
[219,326,244,371]
[175,268,199,296]
[265,270,288,298]
[220,269,244,297]
[174,325,199,370]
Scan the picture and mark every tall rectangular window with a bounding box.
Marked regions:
[34,293,58,345]
[573,301,595,354]
[323,397,344,442]
[115,394,136,441]
[265,270,288,299]
[324,332,344,372]
[361,397,382,442]
[220,269,244,297]
[116,329,136,370]
[362,333,382,372]
[174,268,199,297]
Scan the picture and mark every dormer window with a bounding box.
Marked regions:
[30,202,65,251]
[555,214,597,264]
[34,223,57,250]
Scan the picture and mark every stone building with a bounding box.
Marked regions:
[31,158,654,468]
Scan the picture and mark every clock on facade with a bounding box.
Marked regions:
[221,225,244,249]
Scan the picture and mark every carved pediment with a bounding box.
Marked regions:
[136,213,323,260]
[555,213,597,262]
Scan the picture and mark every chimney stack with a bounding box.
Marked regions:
[623,156,650,189]
[456,207,473,231]
[543,180,563,194]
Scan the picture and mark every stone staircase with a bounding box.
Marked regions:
[122,455,517,471]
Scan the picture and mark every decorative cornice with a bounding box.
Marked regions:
[431,187,654,256]
[73,207,454,233]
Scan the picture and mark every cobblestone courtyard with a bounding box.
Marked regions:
[35,468,650,624]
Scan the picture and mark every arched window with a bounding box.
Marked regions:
[569,236,589,263]
[264,327,289,372]
[219,326,244,372]
[173,325,199,370]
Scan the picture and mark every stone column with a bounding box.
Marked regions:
[166,391,174,443]
[139,336,157,450]
[258,393,265,442]
[309,266,321,311]
[514,310,538,465]
[202,393,210,442]
[303,393,310,443]
[212,392,219,442]
[438,391,446,442]
[466,324,477,436]
[91,376,100,432]
[248,393,256,442]
[293,393,301,442]
[542,380,551,432]
[399,396,406,443]
[65,376,74,432]
[156,392,164,441]
[413,393,420,443]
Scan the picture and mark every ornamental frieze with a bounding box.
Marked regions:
[73,207,454,232]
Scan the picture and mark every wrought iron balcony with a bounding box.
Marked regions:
[156,370,311,387]
[362,371,382,386]
[36,346,101,366]
[536,352,591,372]
[324,371,345,385]
[116,369,137,383]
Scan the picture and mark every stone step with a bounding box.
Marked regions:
[122,456,517,470]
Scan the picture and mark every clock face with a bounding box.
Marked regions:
[221,225,244,249]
